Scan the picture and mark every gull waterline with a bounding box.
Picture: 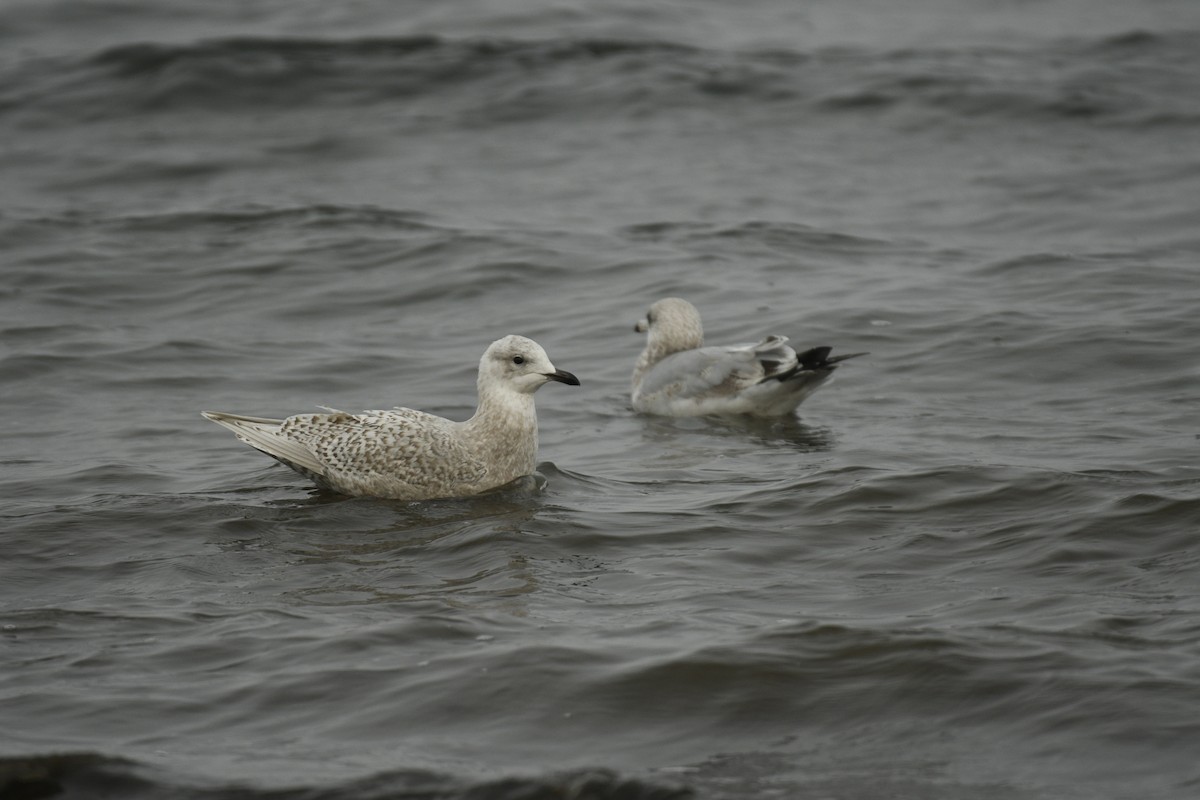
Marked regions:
[631,297,865,417]
[202,335,579,500]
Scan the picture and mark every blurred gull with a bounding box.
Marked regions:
[203,335,579,500]
[631,297,864,417]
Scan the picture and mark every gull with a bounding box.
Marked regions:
[631,297,864,417]
[202,335,579,500]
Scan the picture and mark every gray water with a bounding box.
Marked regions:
[2,1,1199,798]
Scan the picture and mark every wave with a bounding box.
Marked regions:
[3,31,1199,127]
[0,204,438,242]
[0,753,692,800]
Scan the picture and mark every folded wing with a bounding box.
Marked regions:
[202,408,487,492]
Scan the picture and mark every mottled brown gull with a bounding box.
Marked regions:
[631,297,865,417]
[202,335,579,500]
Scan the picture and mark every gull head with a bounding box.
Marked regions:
[634,297,704,351]
[480,335,580,395]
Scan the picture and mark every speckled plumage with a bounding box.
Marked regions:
[631,297,865,417]
[203,335,579,500]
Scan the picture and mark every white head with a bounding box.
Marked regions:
[479,335,580,396]
[635,297,705,355]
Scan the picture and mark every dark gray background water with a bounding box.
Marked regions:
[2,1,1199,798]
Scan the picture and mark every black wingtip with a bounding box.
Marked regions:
[825,351,869,365]
[795,346,834,370]
[771,348,868,382]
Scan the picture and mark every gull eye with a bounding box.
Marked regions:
[512,355,525,365]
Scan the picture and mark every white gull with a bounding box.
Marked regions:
[202,335,579,500]
[631,297,865,417]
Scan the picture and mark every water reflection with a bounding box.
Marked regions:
[638,413,837,452]
[208,474,553,612]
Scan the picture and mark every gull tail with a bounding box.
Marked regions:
[201,411,327,479]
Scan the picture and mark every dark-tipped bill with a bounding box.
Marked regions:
[545,369,580,386]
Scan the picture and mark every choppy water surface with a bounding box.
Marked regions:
[2,2,1199,798]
